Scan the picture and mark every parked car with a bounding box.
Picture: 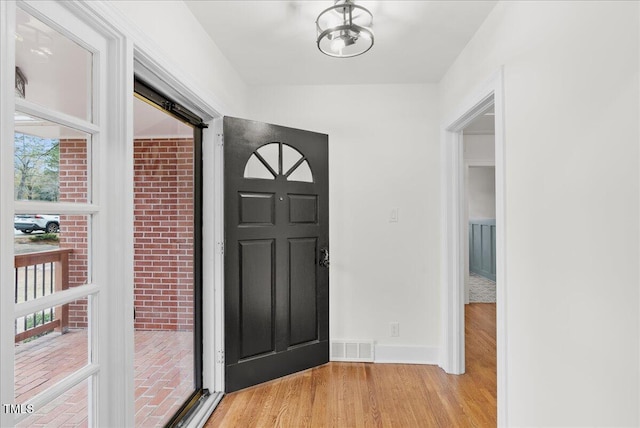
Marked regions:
[14,215,60,234]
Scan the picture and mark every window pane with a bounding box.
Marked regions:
[14,298,90,404]
[282,144,303,175]
[14,214,91,325]
[14,214,60,246]
[244,154,275,180]
[256,143,280,174]
[287,160,313,183]
[14,113,90,203]
[15,8,92,121]
[16,377,89,428]
[14,211,92,413]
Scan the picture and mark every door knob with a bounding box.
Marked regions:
[319,247,329,268]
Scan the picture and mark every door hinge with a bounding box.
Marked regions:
[217,133,224,147]
[217,350,225,364]
[218,241,224,255]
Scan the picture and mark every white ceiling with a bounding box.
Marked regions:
[184,1,498,85]
[14,1,497,139]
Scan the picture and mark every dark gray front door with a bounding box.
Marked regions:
[224,117,329,393]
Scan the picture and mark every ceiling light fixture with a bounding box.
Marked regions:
[316,0,374,58]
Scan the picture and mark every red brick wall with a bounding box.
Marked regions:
[58,138,194,331]
[58,139,89,329]
[133,138,194,331]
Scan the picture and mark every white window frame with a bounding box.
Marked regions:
[3,0,226,426]
[0,4,19,426]
[0,0,133,426]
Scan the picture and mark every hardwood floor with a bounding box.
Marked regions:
[205,303,496,427]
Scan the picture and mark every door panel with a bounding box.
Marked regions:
[289,238,318,346]
[239,240,275,359]
[289,194,318,224]
[224,117,329,392]
[239,193,275,226]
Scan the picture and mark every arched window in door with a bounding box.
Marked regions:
[243,142,313,183]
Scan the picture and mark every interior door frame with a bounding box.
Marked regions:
[126,29,227,428]
[440,68,507,426]
[121,14,228,424]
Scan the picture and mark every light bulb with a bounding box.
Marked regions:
[330,36,346,52]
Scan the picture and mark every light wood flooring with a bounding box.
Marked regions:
[206,303,496,427]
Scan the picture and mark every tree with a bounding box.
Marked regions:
[14,133,59,201]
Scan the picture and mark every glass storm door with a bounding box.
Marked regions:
[133,79,206,426]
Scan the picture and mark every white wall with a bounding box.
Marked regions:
[110,1,248,117]
[468,167,495,220]
[248,84,441,360]
[463,133,495,161]
[440,1,639,426]
[104,1,640,424]
[464,133,496,220]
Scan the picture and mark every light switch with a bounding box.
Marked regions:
[390,208,399,223]
[390,322,400,337]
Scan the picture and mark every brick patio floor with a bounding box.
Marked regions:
[14,329,194,427]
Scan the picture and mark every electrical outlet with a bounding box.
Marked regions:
[390,322,400,337]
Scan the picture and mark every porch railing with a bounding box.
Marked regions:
[14,248,72,343]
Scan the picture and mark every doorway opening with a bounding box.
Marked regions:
[133,79,206,426]
[440,70,506,424]
[132,48,226,424]
[462,111,496,305]
[461,107,497,421]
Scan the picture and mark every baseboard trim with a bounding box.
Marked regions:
[374,345,440,365]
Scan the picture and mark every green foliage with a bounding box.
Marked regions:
[25,312,53,329]
[21,312,54,343]
[14,132,59,201]
[28,233,59,242]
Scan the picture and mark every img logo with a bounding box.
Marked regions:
[2,404,34,414]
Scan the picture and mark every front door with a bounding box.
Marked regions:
[224,117,329,392]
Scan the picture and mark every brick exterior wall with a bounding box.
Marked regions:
[133,138,194,331]
[58,139,89,329]
[58,137,194,331]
